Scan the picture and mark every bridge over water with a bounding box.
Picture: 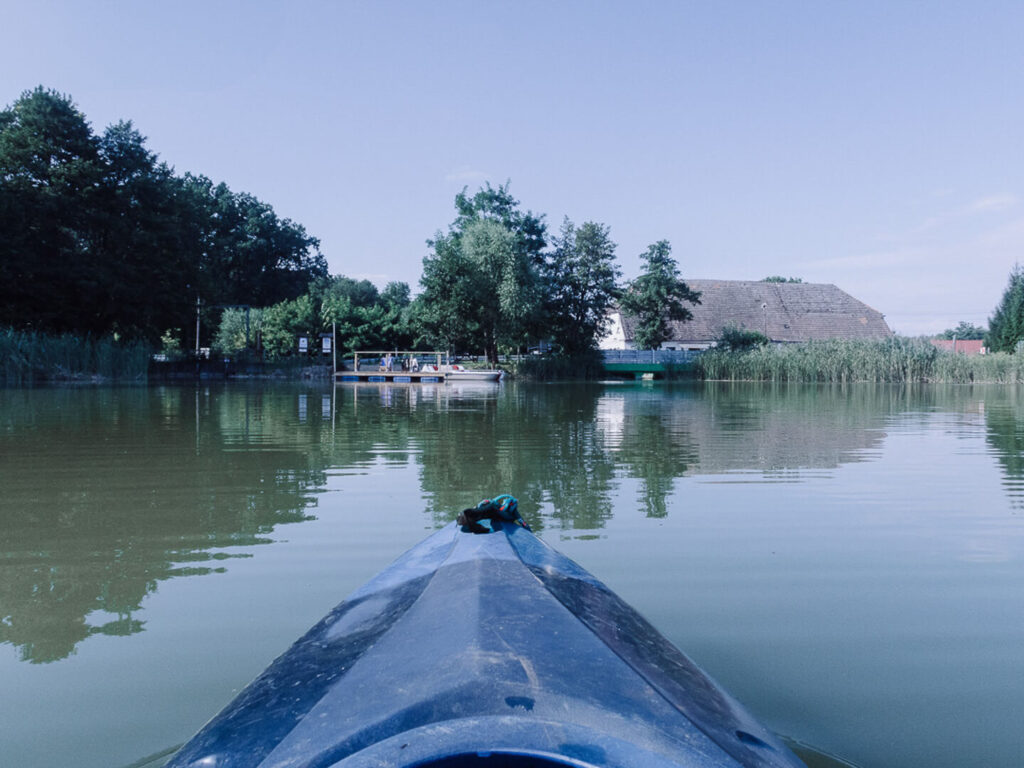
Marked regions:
[602,349,702,379]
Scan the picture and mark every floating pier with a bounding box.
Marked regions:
[336,350,450,383]
[336,371,446,383]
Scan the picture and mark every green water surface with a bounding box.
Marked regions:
[1,381,1021,767]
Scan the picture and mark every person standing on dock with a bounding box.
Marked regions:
[411,356,419,372]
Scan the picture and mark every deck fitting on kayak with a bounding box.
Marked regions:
[458,494,531,533]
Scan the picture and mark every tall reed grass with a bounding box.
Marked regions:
[512,350,606,381]
[696,337,1024,383]
[1,328,151,385]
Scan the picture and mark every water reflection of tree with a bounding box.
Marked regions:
[412,384,618,531]
[982,389,1024,509]
[0,386,327,663]
[1,380,953,664]
[613,396,698,518]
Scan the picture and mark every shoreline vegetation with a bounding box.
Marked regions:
[1,328,150,386]
[695,337,1024,384]
[5,332,1024,386]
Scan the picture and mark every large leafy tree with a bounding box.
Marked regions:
[0,87,102,333]
[462,218,541,359]
[417,183,545,361]
[987,265,1024,353]
[618,240,701,350]
[91,120,193,338]
[545,217,621,355]
[415,231,485,353]
[179,174,327,309]
[451,181,546,267]
[0,86,327,343]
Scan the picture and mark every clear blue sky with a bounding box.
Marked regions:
[4,0,1024,334]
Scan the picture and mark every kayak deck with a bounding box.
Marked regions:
[166,522,806,768]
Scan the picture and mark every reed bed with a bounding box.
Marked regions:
[1,328,151,385]
[512,351,606,381]
[696,337,1024,383]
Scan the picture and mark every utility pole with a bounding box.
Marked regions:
[195,297,201,356]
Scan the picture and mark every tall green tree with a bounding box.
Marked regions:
[987,265,1024,353]
[417,183,545,361]
[91,120,193,338]
[415,231,484,353]
[451,181,546,267]
[545,217,621,355]
[0,87,102,333]
[378,281,414,349]
[462,218,541,360]
[618,241,701,350]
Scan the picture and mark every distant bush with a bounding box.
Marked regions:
[717,326,769,352]
[696,337,1024,383]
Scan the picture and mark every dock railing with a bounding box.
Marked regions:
[601,349,702,365]
[345,350,449,373]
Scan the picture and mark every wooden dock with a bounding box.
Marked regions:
[335,350,451,383]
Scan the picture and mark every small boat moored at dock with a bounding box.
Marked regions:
[440,363,502,381]
[166,497,807,768]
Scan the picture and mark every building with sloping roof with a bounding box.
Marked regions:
[599,279,892,350]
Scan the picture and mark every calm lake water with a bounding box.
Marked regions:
[1,381,1022,768]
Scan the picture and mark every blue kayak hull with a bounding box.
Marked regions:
[166,522,806,768]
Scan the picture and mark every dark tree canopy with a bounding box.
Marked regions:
[0,87,327,343]
[544,217,621,355]
[987,265,1024,353]
[618,241,701,350]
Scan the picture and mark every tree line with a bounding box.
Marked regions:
[213,182,703,363]
[0,87,327,344]
[2,87,700,363]
[13,86,1024,364]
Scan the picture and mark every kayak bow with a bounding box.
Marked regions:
[166,520,806,768]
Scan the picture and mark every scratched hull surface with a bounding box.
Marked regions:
[166,522,805,768]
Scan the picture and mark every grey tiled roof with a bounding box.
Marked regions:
[620,280,892,343]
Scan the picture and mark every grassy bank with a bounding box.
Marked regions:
[696,337,1024,383]
[1,328,151,385]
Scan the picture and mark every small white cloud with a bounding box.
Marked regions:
[969,195,1018,213]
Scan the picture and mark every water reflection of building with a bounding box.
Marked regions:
[597,384,892,477]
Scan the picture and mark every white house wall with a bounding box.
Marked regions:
[598,311,713,351]
[598,312,630,350]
